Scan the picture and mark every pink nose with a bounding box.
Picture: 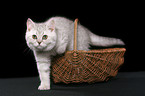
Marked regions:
[37,41,42,45]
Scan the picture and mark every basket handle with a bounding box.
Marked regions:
[74,18,78,51]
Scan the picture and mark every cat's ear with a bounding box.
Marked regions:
[27,18,34,31]
[48,20,55,32]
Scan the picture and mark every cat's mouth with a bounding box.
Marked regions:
[32,42,54,51]
[35,45,47,51]
[36,45,43,49]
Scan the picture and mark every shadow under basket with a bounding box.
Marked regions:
[51,19,126,84]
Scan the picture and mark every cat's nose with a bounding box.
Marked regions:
[37,41,42,45]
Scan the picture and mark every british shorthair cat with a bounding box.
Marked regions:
[25,16,124,90]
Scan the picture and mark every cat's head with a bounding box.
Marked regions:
[25,18,57,51]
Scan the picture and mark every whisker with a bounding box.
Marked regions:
[17,42,33,56]
[23,47,29,53]
[23,47,32,56]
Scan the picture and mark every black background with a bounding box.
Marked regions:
[0,2,144,78]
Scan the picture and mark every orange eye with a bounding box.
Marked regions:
[32,35,37,39]
[42,35,48,40]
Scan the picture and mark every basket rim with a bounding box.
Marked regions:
[65,48,126,54]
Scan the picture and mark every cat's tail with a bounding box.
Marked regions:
[89,32,125,47]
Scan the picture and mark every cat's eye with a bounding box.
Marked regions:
[32,35,37,39]
[42,35,48,40]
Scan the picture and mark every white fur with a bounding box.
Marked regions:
[25,16,124,90]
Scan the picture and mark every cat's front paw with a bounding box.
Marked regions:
[38,84,50,90]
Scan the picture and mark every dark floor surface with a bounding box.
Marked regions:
[0,72,145,96]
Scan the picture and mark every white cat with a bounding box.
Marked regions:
[25,16,124,90]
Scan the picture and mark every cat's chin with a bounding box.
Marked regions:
[34,47,47,51]
[34,45,55,51]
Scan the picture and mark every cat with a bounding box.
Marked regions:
[25,16,124,90]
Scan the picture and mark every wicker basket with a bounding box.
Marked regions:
[51,19,126,84]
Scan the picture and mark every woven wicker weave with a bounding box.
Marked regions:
[51,19,126,84]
